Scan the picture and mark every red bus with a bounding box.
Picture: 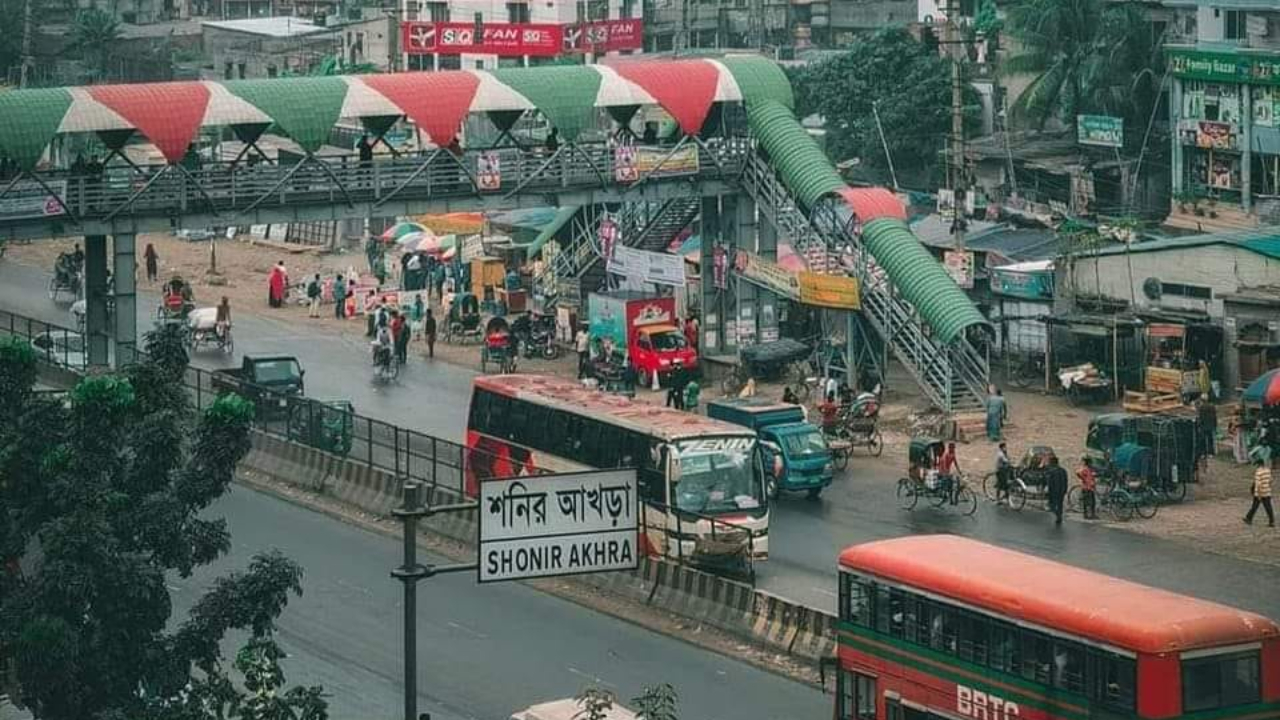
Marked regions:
[466,374,770,560]
[835,535,1280,720]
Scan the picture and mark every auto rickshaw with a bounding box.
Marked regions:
[481,316,516,374]
[287,399,354,457]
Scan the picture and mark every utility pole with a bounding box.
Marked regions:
[391,482,478,720]
[20,0,33,88]
[946,0,966,250]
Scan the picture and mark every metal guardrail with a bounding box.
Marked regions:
[640,500,760,583]
[1,139,749,228]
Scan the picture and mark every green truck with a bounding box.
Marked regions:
[707,398,834,500]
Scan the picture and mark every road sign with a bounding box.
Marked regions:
[1077,115,1124,148]
[479,469,638,583]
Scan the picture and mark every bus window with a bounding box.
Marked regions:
[956,611,988,666]
[579,420,604,466]
[1020,631,1052,684]
[873,585,894,635]
[596,424,623,467]
[487,393,511,439]
[988,622,1019,674]
[1087,650,1136,712]
[546,410,572,457]
[507,399,530,443]
[468,390,492,433]
[1183,651,1261,712]
[840,575,872,626]
[1052,641,1085,693]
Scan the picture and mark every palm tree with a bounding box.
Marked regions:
[70,8,122,80]
[1003,0,1163,132]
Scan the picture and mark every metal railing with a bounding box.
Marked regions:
[640,500,760,583]
[1,139,749,228]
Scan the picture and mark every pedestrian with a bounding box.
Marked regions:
[423,308,436,358]
[143,243,159,283]
[683,316,698,350]
[575,324,590,379]
[1244,457,1275,527]
[939,442,960,505]
[215,295,232,340]
[1046,455,1069,525]
[1077,458,1098,520]
[333,274,347,319]
[985,386,1007,441]
[782,386,799,405]
[994,442,1011,505]
[1197,398,1218,467]
[267,260,287,308]
[392,310,409,366]
[306,273,322,318]
[666,366,684,410]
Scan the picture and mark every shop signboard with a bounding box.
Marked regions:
[733,250,799,300]
[624,145,699,180]
[402,21,563,57]
[477,151,501,191]
[1196,121,1235,150]
[797,272,861,310]
[614,145,639,183]
[990,265,1054,300]
[479,470,638,583]
[1167,47,1280,85]
[606,245,686,287]
[1076,115,1123,148]
[564,19,643,53]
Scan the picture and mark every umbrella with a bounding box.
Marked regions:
[380,222,427,242]
[1243,368,1280,407]
[440,246,457,260]
[395,230,435,248]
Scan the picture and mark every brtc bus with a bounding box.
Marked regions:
[465,375,770,561]
[835,535,1280,720]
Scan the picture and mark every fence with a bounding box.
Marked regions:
[0,308,761,583]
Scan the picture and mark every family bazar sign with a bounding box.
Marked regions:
[1167,48,1280,85]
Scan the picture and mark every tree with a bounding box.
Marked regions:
[631,684,678,720]
[573,686,616,720]
[1003,0,1164,132]
[0,327,326,720]
[789,29,970,188]
[69,7,121,79]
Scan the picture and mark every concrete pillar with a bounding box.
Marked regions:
[84,235,109,366]
[112,233,137,366]
[1171,78,1184,201]
[1242,83,1253,213]
[700,195,723,356]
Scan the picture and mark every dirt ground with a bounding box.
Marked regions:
[9,233,1274,567]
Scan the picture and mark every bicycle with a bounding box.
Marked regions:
[897,472,978,516]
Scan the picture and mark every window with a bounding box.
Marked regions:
[1087,649,1136,712]
[1160,282,1212,300]
[840,575,873,627]
[1020,631,1052,684]
[1183,651,1261,712]
[988,622,1019,674]
[1053,641,1085,693]
[426,1,447,21]
[506,1,529,23]
[621,0,634,18]
[838,670,876,720]
[1225,10,1247,41]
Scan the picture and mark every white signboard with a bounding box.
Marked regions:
[0,179,66,220]
[479,469,638,583]
[607,245,687,287]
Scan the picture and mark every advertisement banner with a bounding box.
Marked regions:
[634,145,699,178]
[1167,47,1280,86]
[0,179,67,220]
[564,19,644,53]
[613,145,639,183]
[402,21,563,57]
[606,245,686,287]
[733,250,799,300]
[944,250,975,290]
[1077,115,1124,148]
[477,151,501,190]
[1196,121,1235,150]
[798,272,860,310]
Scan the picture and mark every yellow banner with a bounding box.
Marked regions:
[634,145,700,176]
[799,272,861,310]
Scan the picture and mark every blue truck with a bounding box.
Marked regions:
[707,398,834,500]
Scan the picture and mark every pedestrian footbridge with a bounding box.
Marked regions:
[0,56,989,411]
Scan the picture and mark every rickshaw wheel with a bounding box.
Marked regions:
[1007,485,1027,511]
[1164,477,1188,502]
[1066,486,1083,513]
[869,431,884,457]
[956,486,979,516]
[928,483,949,507]
[1134,491,1158,520]
[1109,489,1135,522]
[982,472,1000,502]
[896,479,919,510]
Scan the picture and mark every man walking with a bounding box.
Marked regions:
[985,386,1007,441]
[423,308,436,358]
[1076,458,1098,520]
[306,274,322,318]
[938,442,960,505]
[994,442,1011,505]
[333,274,347,319]
[575,324,590,379]
[1244,458,1275,527]
[392,310,410,366]
[1046,456,1069,525]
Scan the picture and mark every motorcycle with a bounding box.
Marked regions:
[521,325,559,359]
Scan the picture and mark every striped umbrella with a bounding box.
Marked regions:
[1243,369,1280,407]
[381,222,427,242]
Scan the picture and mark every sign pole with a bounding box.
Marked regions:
[391,482,478,720]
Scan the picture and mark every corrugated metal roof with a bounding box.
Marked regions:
[837,187,906,222]
[716,55,794,109]
[747,99,844,209]
[861,218,987,344]
[1083,230,1280,262]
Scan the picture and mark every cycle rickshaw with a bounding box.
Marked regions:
[982,445,1057,510]
[186,307,233,354]
[897,437,978,515]
[446,292,482,344]
[481,316,517,374]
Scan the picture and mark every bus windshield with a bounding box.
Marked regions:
[672,437,762,515]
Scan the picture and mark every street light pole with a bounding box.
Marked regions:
[391,482,478,720]
[946,0,966,250]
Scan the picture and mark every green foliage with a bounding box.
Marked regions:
[0,345,323,720]
[973,0,1002,35]
[69,7,121,78]
[1004,0,1163,132]
[788,29,970,185]
[574,686,616,720]
[632,684,679,720]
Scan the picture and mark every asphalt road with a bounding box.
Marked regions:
[171,484,829,720]
[5,259,1280,624]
